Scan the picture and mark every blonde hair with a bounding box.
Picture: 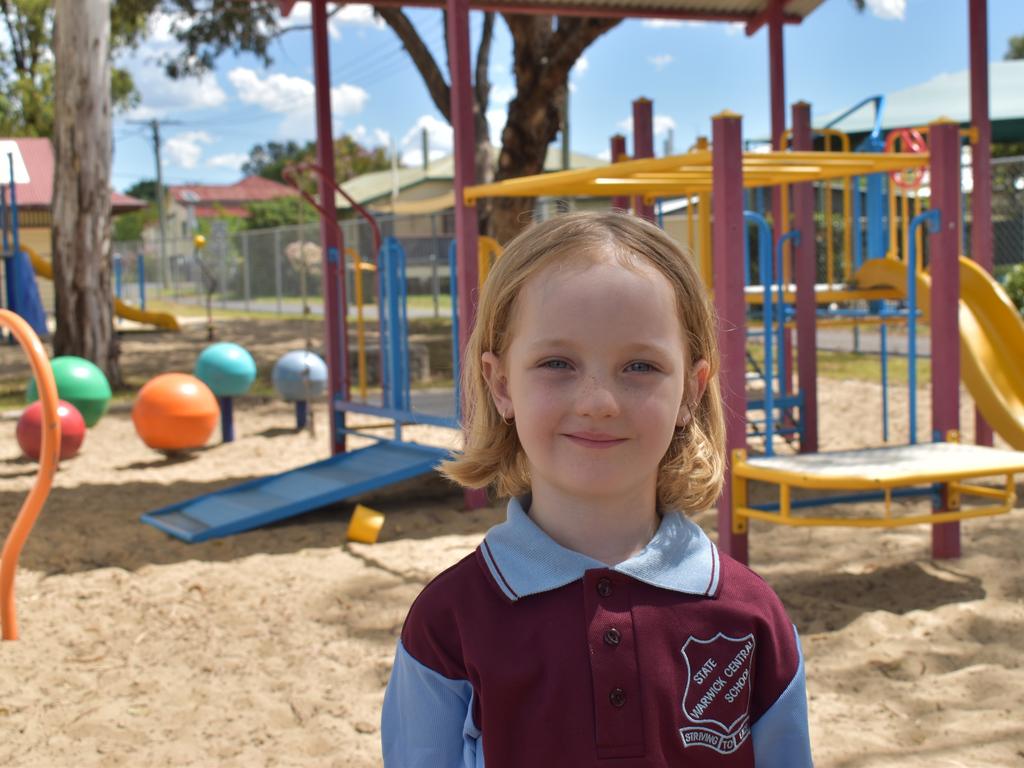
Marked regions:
[440,211,725,513]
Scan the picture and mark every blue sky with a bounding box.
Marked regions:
[111,0,1023,192]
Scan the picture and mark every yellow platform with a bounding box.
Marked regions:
[732,442,1024,531]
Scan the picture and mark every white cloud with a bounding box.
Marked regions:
[145,11,193,48]
[117,55,226,120]
[229,67,314,112]
[597,148,611,162]
[373,128,391,147]
[491,83,516,106]
[654,115,677,135]
[207,153,249,171]
[331,83,370,116]
[401,115,453,165]
[572,57,589,76]
[165,131,213,169]
[276,3,383,39]
[724,22,744,36]
[864,0,906,20]
[486,108,507,146]
[642,19,707,29]
[228,67,367,139]
[648,54,673,71]
[616,115,677,143]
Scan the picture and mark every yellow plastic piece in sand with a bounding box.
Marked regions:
[347,504,385,544]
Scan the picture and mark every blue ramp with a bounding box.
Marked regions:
[141,441,451,543]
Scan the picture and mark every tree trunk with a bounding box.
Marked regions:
[51,0,120,386]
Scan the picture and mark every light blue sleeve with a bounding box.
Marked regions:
[751,626,813,767]
[381,639,483,768]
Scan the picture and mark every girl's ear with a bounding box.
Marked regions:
[481,351,513,418]
[677,358,711,427]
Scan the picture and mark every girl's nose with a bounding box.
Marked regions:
[575,376,620,418]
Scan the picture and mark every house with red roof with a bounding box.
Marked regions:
[1,136,146,259]
[162,175,299,241]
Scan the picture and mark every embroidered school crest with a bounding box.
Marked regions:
[678,632,756,754]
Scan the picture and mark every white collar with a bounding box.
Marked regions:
[479,497,721,602]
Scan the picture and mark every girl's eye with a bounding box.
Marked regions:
[625,361,656,373]
[540,359,570,370]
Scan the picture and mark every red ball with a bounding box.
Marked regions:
[16,399,87,462]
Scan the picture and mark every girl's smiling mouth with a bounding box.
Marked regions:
[564,432,628,448]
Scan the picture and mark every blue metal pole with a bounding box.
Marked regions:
[138,252,146,309]
[906,209,941,445]
[775,230,801,398]
[114,253,123,298]
[219,396,235,443]
[881,322,889,442]
[296,400,307,430]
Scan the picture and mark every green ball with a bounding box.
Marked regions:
[26,356,112,427]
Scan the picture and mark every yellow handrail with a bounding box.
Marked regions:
[345,247,372,400]
[478,236,503,288]
[1,309,60,640]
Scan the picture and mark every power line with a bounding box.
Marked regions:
[127,117,182,286]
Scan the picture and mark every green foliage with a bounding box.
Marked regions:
[242,140,309,182]
[125,179,158,202]
[1001,263,1024,315]
[243,197,316,230]
[242,135,391,191]
[1006,34,1024,60]
[112,205,157,241]
[0,0,280,136]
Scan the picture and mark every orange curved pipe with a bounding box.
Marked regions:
[0,309,60,640]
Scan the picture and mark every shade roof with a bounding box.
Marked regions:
[292,0,824,24]
[463,147,932,202]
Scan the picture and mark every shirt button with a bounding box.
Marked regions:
[609,688,627,708]
[603,628,622,646]
[596,578,613,597]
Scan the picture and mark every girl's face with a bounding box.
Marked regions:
[483,253,709,508]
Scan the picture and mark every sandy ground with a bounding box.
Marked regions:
[1,318,1022,767]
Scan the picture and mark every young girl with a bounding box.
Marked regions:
[382,212,812,767]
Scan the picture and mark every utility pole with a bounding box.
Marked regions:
[128,117,180,289]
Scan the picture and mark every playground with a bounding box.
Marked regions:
[2,0,1024,765]
[0,314,1020,766]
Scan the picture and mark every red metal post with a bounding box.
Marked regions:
[767,0,794,398]
[610,134,628,211]
[969,0,994,447]
[311,1,348,454]
[929,120,962,559]
[791,103,818,453]
[446,0,486,509]
[632,98,655,221]
[712,111,748,564]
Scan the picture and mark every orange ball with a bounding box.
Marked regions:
[132,373,219,452]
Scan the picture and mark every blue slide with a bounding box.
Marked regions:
[141,440,451,543]
[7,249,48,338]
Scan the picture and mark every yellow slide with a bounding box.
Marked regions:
[855,257,1024,449]
[24,245,179,332]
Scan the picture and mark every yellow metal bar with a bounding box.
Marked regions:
[346,247,368,400]
[733,504,1012,528]
[478,236,502,288]
[462,150,932,204]
[779,484,791,520]
[731,448,749,535]
[902,185,911,270]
